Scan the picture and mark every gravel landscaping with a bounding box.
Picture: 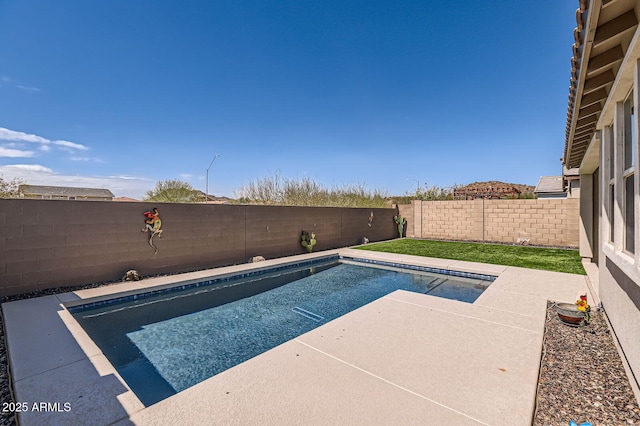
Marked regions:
[0,313,12,426]
[534,302,640,425]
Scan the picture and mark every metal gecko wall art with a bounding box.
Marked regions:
[141,207,163,254]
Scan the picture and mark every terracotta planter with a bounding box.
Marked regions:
[555,302,586,325]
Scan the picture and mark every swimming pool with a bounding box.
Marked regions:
[67,256,495,406]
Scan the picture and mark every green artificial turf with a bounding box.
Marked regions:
[355,239,586,275]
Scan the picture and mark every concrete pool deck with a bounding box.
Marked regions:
[3,248,594,425]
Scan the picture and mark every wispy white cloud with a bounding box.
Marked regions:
[69,156,104,163]
[0,76,40,93]
[70,157,95,162]
[53,140,89,151]
[16,85,40,93]
[2,164,53,173]
[0,127,92,162]
[107,175,143,180]
[0,127,49,144]
[0,147,35,157]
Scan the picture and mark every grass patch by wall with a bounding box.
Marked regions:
[355,239,586,275]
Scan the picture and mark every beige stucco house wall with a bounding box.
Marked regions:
[563,0,640,399]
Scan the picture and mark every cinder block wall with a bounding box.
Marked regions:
[401,198,579,247]
[423,200,483,241]
[483,199,579,247]
[0,200,397,296]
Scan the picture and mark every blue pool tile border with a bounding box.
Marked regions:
[340,256,498,282]
[68,254,496,314]
[67,255,341,314]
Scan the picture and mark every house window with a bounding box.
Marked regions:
[623,92,636,253]
[625,175,635,252]
[610,123,616,180]
[605,125,615,243]
[610,183,615,243]
[624,92,636,170]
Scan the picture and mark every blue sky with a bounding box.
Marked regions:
[0,1,576,199]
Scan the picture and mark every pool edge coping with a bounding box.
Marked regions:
[64,250,499,313]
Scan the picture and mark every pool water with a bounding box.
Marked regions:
[70,258,492,406]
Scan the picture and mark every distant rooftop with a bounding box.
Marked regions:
[18,185,114,200]
[534,176,564,195]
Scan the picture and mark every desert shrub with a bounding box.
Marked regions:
[144,179,201,203]
[0,175,25,198]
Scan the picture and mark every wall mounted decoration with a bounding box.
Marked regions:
[393,215,407,238]
[368,210,374,227]
[122,269,141,282]
[142,207,163,254]
[300,230,316,252]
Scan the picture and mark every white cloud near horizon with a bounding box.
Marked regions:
[0,164,153,198]
[2,164,54,173]
[0,147,35,157]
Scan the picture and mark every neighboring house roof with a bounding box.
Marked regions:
[563,166,581,185]
[19,185,115,198]
[563,167,580,178]
[534,176,564,195]
[563,0,639,169]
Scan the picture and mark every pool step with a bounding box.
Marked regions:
[292,306,324,322]
[385,290,543,333]
[424,277,446,293]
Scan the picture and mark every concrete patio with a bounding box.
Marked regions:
[3,248,593,425]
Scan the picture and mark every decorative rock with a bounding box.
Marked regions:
[249,256,266,263]
[534,302,640,425]
[122,269,141,282]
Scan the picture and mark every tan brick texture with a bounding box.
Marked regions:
[401,198,579,247]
